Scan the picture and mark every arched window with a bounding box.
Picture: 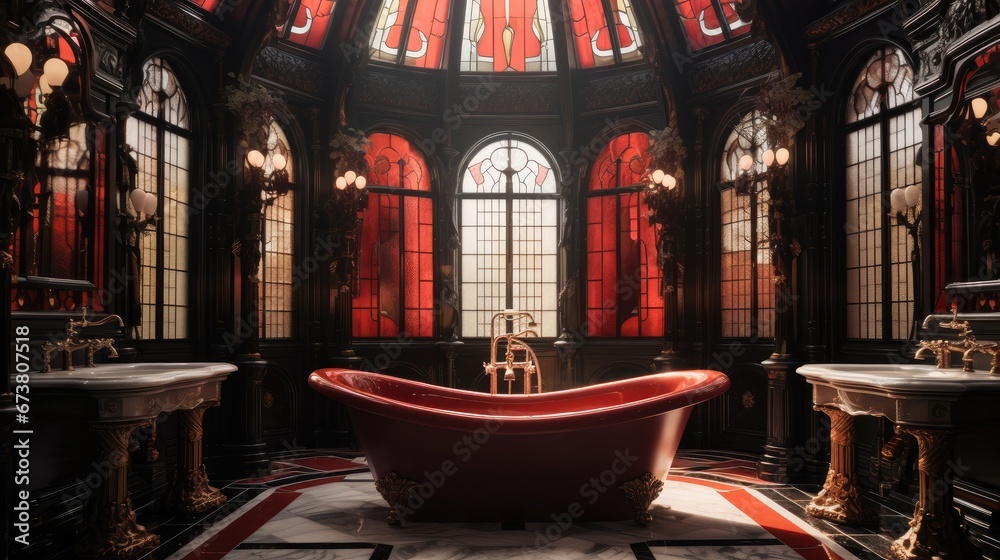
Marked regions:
[354,132,435,337]
[585,132,663,336]
[568,0,644,68]
[460,0,556,72]
[370,0,451,68]
[719,111,773,339]
[459,135,559,337]
[126,58,192,339]
[259,120,295,339]
[844,46,921,340]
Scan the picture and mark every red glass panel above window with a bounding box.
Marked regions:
[673,0,749,51]
[370,0,451,68]
[569,0,643,68]
[366,132,432,191]
[588,132,649,191]
[286,0,337,49]
[461,0,556,72]
[188,0,221,13]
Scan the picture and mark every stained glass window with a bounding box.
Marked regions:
[569,0,644,68]
[585,132,663,336]
[126,58,191,339]
[281,0,337,49]
[719,111,773,339]
[844,47,921,340]
[353,132,435,338]
[460,0,556,72]
[673,0,750,51]
[459,135,559,337]
[369,0,451,68]
[259,121,295,339]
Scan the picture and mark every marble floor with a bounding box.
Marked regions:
[123,450,918,560]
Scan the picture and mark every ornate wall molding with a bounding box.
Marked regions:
[579,70,657,111]
[458,83,557,113]
[688,40,777,95]
[803,0,897,43]
[146,0,230,49]
[93,35,125,81]
[905,0,1000,94]
[357,71,441,112]
[253,46,323,94]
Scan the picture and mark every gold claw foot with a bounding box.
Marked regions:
[618,472,664,527]
[375,472,419,526]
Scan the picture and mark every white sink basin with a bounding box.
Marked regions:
[17,362,237,391]
[797,363,1000,394]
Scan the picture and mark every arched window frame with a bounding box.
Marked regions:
[126,57,193,340]
[719,110,774,340]
[842,46,921,341]
[259,119,296,340]
[584,131,663,337]
[353,132,436,338]
[458,133,560,337]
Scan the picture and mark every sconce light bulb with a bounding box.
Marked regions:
[43,58,69,88]
[651,169,665,184]
[142,194,158,216]
[972,97,989,120]
[271,153,287,171]
[345,170,357,185]
[355,175,367,189]
[988,132,1000,147]
[664,174,677,189]
[762,149,775,167]
[738,154,754,172]
[775,147,790,166]
[335,176,348,190]
[246,149,265,169]
[904,185,921,208]
[890,188,907,214]
[4,42,33,77]
[39,74,52,95]
[129,188,147,213]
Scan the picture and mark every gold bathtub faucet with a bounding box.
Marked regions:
[915,303,1000,374]
[483,310,542,395]
[41,307,124,372]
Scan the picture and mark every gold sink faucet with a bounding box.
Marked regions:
[41,307,124,372]
[915,302,999,373]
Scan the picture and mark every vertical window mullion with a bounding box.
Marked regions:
[155,102,167,340]
[749,186,759,339]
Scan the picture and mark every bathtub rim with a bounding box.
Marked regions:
[308,368,730,434]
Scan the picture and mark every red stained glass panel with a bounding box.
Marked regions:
[354,134,434,338]
[673,0,749,51]
[286,0,337,49]
[188,0,221,13]
[461,0,556,72]
[585,133,662,337]
[569,0,643,68]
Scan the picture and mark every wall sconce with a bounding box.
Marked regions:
[889,185,922,340]
[325,169,368,292]
[121,186,158,339]
[645,164,685,368]
[971,97,1000,147]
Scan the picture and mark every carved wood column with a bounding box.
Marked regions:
[74,421,159,560]
[890,428,982,560]
[806,405,876,524]
[162,402,228,515]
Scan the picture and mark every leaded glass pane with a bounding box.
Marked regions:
[260,120,295,339]
[461,0,556,72]
[673,0,749,51]
[846,47,915,124]
[285,0,337,49]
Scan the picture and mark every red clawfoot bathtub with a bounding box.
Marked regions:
[308,368,729,526]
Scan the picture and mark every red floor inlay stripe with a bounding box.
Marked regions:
[285,457,362,471]
[279,474,347,492]
[721,488,846,560]
[180,490,300,560]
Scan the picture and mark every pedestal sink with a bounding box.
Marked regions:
[798,363,1000,560]
[19,362,237,559]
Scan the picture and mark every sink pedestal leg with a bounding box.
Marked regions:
[807,406,876,525]
[74,421,159,560]
[890,428,982,560]
[162,402,227,515]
